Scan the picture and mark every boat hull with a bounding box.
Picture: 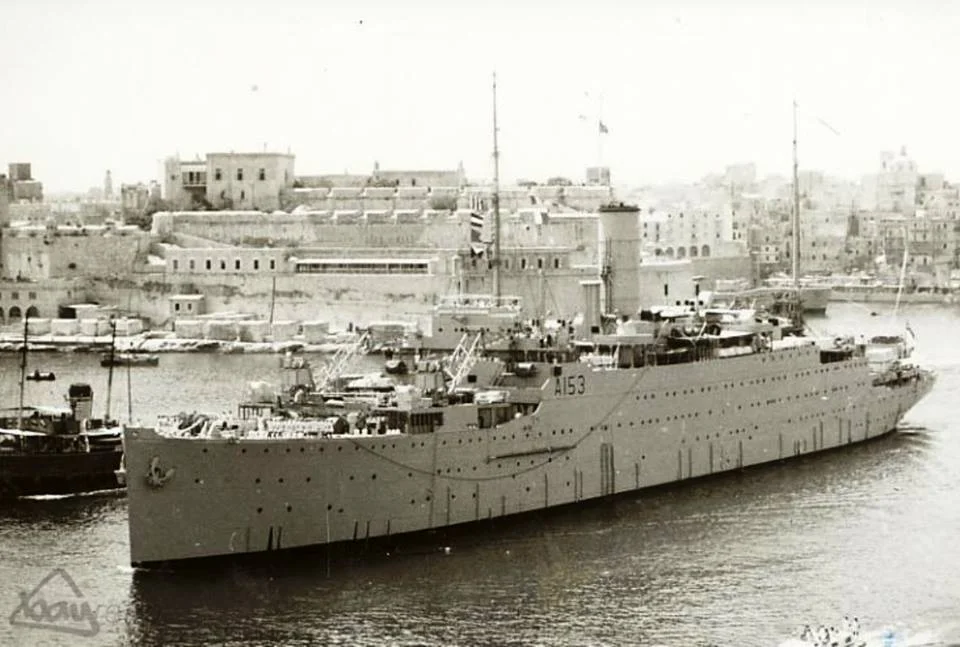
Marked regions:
[713,286,831,314]
[0,449,123,498]
[125,345,935,567]
[828,288,955,304]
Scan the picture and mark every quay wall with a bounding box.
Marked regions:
[85,262,602,330]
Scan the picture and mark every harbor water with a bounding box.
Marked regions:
[1,302,958,646]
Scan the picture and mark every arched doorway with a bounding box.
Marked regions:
[689,246,698,257]
[701,244,711,257]
[665,247,674,258]
[8,306,22,322]
[677,247,686,259]
[25,306,39,318]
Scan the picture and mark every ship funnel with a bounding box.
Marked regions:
[598,202,641,317]
[580,280,602,336]
[68,383,94,421]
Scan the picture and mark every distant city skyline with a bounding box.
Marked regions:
[2,2,958,192]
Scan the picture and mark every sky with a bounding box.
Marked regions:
[2,1,958,192]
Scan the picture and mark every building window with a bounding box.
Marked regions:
[269,259,276,270]
[173,260,179,271]
[220,260,226,270]
[259,168,266,181]
[237,168,244,181]
[240,190,245,201]
[28,292,36,300]
[205,259,211,270]
[537,258,544,270]
[10,292,18,300]
[520,258,527,270]
[187,303,193,311]
[189,260,195,270]
[214,168,222,181]
[174,303,181,312]
[254,259,260,270]
[235,259,241,270]
[553,258,560,269]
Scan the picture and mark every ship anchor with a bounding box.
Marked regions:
[146,456,175,488]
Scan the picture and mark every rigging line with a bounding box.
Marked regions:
[344,364,655,482]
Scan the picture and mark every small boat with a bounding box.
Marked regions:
[100,353,159,368]
[25,370,56,382]
[795,617,865,647]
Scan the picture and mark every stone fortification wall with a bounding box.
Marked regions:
[151,210,599,258]
[81,252,751,331]
[1,226,148,280]
[458,264,598,318]
[84,271,450,330]
[153,210,464,248]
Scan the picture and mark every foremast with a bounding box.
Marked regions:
[792,99,801,290]
[492,71,502,301]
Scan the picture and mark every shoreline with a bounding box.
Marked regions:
[0,332,359,354]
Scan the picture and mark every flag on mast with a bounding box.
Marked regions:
[469,211,485,243]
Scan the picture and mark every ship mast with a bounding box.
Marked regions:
[17,314,28,430]
[492,71,502,301]
[792,99,801,290]
[104,320,117,422]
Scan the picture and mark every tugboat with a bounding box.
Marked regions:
[0,317,123,498]
[0,383,122,497]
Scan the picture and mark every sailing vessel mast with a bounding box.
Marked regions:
[17,315,28,430]
[104,320,117,421]
[792,99,801,290]
[492,71,502,301]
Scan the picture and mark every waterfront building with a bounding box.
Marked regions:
[861,147,918,216]
[162,152,296,211]
[4,162,43,203]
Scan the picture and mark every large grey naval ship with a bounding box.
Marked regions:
[121,200,936,567]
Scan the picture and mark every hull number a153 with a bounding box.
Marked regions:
[555,374,586,396]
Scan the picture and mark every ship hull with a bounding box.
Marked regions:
[125,347,934,566]
[0,449,123,498]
